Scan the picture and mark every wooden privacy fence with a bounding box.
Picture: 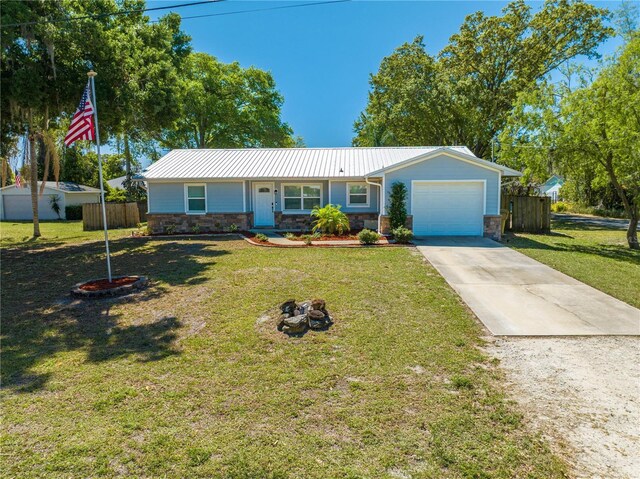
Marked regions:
[83,202,140,231]
[501,195,551,233]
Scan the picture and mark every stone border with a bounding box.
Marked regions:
[242,235,412,249]
[71,276,149,298]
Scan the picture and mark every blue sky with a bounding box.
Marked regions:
[147,0,625,147]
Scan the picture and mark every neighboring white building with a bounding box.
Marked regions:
[539,175,564,202]
[0,182,101,220]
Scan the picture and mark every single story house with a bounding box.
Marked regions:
[538,175,564,202]
[139,146,522,239]
[0,182,101,220]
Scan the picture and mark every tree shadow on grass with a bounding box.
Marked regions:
[504,234,640,266]
[1,237,234,392]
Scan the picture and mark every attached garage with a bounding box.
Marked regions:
[412,181,485,236]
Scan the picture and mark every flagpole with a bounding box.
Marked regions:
[88,70,112,282]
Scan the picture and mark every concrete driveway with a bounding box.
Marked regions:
[415,237,640,336]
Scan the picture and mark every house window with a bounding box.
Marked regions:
[347,183,369,207]
[283,184,321,211]
[185,184,206,214]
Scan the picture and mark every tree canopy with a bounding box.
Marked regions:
[500,36,640,248]
[353,0,612,158]
[160,52,295,149]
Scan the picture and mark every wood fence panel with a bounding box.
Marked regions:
[82,202,140,231]
[501,195,550,233]
[137,201,148,222]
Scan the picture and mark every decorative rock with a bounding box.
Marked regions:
[308,310,327,330]
[282,314,308,334]
[310,299,326,311]
[280,299,297,315]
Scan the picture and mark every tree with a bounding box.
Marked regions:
[161,53,295,149]
[1,0,189,236]
[500,37,640,249]
[353,0,612,158]
[388,182,408,229]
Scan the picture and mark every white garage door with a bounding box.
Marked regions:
[2,194,61,220]
[412,181,484,236]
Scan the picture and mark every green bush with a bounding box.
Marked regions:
[255,233,269,242]
[165,224,176,235]
[388,182,408,229]
[191,224,201,234]
[65,204,83,220]
[391,226,413,243]
[228,223,239,233]
[551,201,569,212]
[283,232,296,240]
[311,204,350,235]
[301,234,314,246]
[358,229,381,245]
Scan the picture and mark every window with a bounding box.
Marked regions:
[347,183,369,207]
[283,184,321,211]
[185,184,206,213]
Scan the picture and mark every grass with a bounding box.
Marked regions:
[504,219,640,308]
[1,223,566,478]
[0,220,138,249]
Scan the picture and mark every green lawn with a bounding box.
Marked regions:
[0,220,138,249]
[504,219,640,308]
[1,224,565,478]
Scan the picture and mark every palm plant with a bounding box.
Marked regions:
[311,204,350,235]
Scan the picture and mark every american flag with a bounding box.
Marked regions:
[64,81,95,146]
[15,171,22,188]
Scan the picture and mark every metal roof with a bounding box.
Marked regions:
[0,181,101,193]
[141,146,520,180]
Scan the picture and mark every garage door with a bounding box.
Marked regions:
[2,194,61,220]
[412,181,484,236]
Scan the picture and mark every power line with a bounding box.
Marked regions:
[171,0,351,22]
[1,0,224,29]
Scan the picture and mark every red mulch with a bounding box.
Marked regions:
[79,276,138,291]
[283,231,363,241]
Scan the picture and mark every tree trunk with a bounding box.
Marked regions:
[124,134,131,179]
[626,206,639,250]
[603,152,638,249]
[29,132,41,237]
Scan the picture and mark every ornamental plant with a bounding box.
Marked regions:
[388,182,408,229]
[391,226,413,244]
[311,204,350,235]
[358,229,381,245]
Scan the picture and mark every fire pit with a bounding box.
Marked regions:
[277,298,333,334]
[71,275,148,298]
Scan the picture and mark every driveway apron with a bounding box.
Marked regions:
[415,237,640,336]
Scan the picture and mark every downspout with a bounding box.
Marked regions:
[365,176,383,233]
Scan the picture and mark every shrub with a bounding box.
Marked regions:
[311,204,350,235]
[358,229,381,245]
[283,232,296,240]
[49,194,62,219]
[300,234,314,245]
[551,201,569,212]
[191,224,201,234]
[391,226,413,244]
[388,182,408,229]
[255,233,269,242]
[165,224,176,235]
[65,204,83,220]
[228,223,239,233]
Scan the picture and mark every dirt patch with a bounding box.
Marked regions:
[488,336,640,479]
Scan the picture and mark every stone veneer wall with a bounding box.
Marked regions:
[483,215,502,241]
[379,215,413,235]
[148,213,253,234]
[274,213,379,231]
